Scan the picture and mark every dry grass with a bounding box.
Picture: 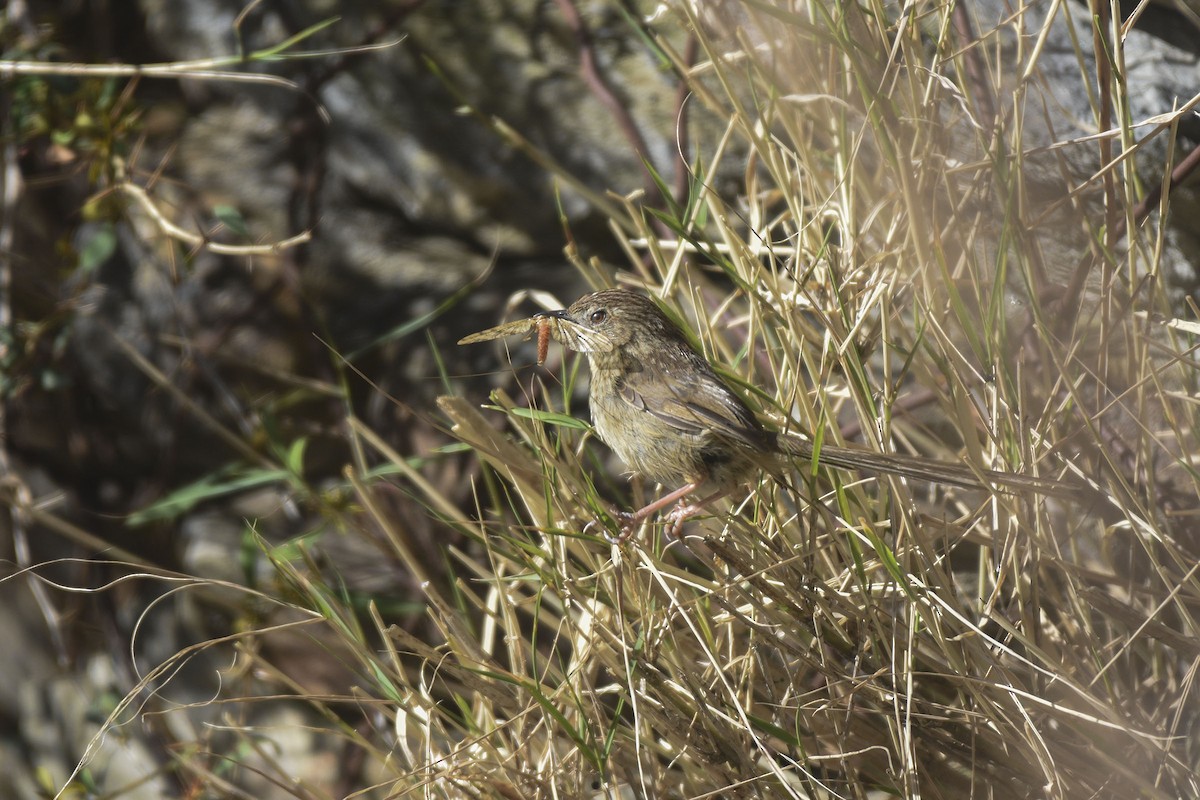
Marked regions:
[29,1,1200,798]
[409,3,1200,798]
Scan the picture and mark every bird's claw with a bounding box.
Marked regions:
[584,510,639,544]
[586,504,703,544]
[664,502,699,539]
[584,504,705,544]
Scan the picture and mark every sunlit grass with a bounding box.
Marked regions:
[31,2,1200,798]
[414,3,1199,798]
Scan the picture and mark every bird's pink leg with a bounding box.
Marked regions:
[603,481,701,542]
[663,488,733,539]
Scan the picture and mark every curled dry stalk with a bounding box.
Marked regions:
[116,177,312,257]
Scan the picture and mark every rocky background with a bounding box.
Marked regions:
[2,0,1199,797]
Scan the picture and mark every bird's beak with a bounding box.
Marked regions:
[531,308,615,354]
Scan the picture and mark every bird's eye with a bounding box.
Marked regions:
[589,309,607,324]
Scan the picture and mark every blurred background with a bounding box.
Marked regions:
[2,0,1200,797]
[5,2,712,794]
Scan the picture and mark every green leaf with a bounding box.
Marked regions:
[213,204,250,237]
[77,224,117,273]
[250,16,341,60]
[482,405,591,430]
[285,437,308,476]
[128,464,290,526]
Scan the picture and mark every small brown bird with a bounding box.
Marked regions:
[536,289,1076,538]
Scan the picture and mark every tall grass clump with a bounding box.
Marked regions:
[40,2,1199,798]
[425,3,1200,798]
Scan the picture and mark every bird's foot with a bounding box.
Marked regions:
[586,503,706,543]
[584,510,639,544]
[610,510,639,543]
[664,502,702,539]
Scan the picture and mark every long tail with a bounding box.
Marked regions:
[776,434,1086,499]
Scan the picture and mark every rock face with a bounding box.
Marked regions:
[4,0,1200,797]
[972,0,1200,301]
[159,0,715,303]
[10,0,720,526]
[696,0,1200,303]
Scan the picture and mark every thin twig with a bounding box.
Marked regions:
[118,180,311,256]
[951,1,995,132]
[553,0,666,209]
[1129,138,1200,232]
[0,60,331,120]
[1091,0,1117,256]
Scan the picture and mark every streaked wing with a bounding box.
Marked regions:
[617,362,768,451]
[683,395,772,451]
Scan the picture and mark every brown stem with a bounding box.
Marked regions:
[951,1,995,132]
[1129,137,1200,230]
[1091,0,1117,255]
[553,0,666,209]
[1058,135,1200,313]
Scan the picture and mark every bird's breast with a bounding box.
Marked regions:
[589,375,707,487]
